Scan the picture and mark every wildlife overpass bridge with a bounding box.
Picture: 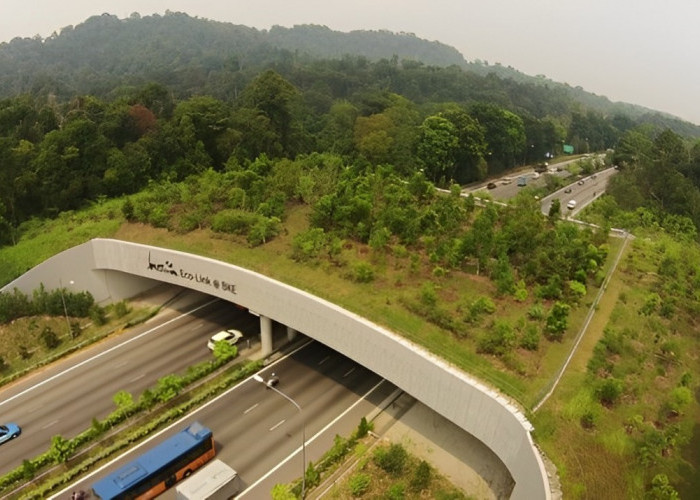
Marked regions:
[2,238,551,500]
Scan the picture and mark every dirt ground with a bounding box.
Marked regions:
[371,393,515,500]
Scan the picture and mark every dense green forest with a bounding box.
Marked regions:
[1,12,700,247]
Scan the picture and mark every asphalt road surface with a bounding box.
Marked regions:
[0,290,258,475]
[51,341,391,499]
[541,167,617,217]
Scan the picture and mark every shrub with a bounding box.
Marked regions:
[595,377,623,406]
[527,303,545,320]
[374,443,408,476]
[386,482,406,499]
[411,460,433,492]
[40,326,61,349]
[18,345,32,360]
[348,473,371,496]
[640,292,661,316]
[154,374,183,403]
[247,217,281,246]
[568,280,587,302]
[353,262,375,283]
[70,321,81,339]
[419,282,438,307]
[211,209,258,235]
[20,459,36,481]
[292,228,327,262]
[664,386,692,416]
[326,435,350,463]
[545,302,570,341]
[89,305,107,326]
[464,295,496,324]
[0,356,7,372]
[355,417,372,439]
[271,484,296,500]
[113,300,130,318]
[477,320,517,356]
[520,324,540,351]
[305,462,320,490]
[49,435,75,463]
[647,473,680,499]
[121,198,135,221]
[580,408,599,429]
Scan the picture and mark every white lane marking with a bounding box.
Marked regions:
[42,419,59,430]
[343,367,356,377]
[244,403,259,414]
[270,420,286,431]
[238,378,387,498]
[318,355,330,365]
[129,374,145,383]
[51,340,317,499]
[0,299,219,409]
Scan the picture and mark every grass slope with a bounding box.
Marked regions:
[1,199,698,499]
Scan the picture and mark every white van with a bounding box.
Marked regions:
[567,200,577,210]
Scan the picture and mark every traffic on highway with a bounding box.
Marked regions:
[0,290,392,499]
[464,156,616,217]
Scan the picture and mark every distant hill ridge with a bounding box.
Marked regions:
[0,11,698,135]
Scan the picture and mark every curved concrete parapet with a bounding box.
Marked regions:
[2,238,551,499]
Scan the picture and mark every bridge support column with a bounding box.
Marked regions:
[260,315,273,356]
[287,326,297,342]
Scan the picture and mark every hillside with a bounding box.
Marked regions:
[0,11,698,137]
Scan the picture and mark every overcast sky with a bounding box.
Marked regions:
[1,0,698,125]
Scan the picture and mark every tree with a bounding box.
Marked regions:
[416,115,459,184]
[154,374,183,402]
[548,198,562,221]
[50,435,74,463]
[212,340,239,361]
[545,302,570,340]
[113,390,134,410]
[469,103,526,173]
[441,107,488,183]
[317,100,358,155]
[354,113,395,164]
[240,70,300,156]
[172,96,231,168]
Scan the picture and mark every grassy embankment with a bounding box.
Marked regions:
[1,197,698,499]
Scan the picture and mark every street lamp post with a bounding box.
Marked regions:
[253,374,306,498]
[58,278,73,336]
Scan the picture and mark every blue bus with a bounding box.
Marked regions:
[91,421,216,500]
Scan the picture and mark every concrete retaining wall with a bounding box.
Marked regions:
[2,238,550,499]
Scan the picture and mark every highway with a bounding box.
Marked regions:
[52,342,390,499]
[0,289,392,498]
[462,158,617,217]
[0,290,260,475]
[540,167,617,217]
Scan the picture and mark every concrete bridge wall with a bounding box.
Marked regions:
[2,238,550,499]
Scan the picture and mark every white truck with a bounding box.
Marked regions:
[175,459,241,500]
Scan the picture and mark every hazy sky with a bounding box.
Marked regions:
[1,1,698,125]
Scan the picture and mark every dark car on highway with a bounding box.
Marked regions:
[487,182,497,189]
